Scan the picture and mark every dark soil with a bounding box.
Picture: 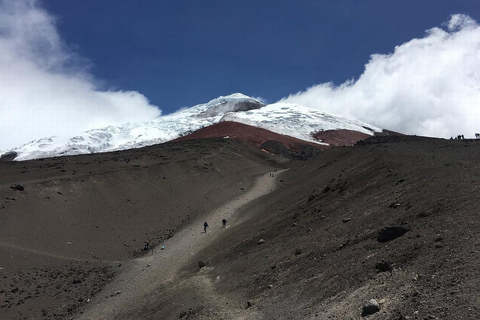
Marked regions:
[1,135,479,319]
[177,137,480,319]
[0,138,280,319]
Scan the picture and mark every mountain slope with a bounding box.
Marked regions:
[220,102,381,143]
[171,137,480,320]
[4,93,382,161]
[0,138,281,319]
[1,136,479,319]
[174,121,327,159]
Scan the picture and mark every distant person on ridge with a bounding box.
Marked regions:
[203,221,209,233]
[222,218,227,228]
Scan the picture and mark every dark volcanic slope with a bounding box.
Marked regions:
[0,138,282,320]
[175,121,328,151]
[313,129,371,146]
[168,137,480,319]
[2,136,480,320]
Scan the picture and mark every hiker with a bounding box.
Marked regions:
[203,221,209,233]
[143,241,150,251]
[222,218,227,228]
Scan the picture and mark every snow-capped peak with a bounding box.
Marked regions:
[191,93,265,118]
[3,93,382,161]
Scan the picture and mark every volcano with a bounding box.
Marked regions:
[3,93,386,161]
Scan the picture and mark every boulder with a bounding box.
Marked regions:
[375,260,393,272]
[0,151,17,162]
[362,299,380,316]
[10,184,24,191]
[388,202,402,209]
[377,225,410,242]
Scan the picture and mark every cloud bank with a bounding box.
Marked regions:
[0,0,161,150]
[281,14,480,138]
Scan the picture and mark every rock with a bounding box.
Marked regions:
[377,225,410,242]
[342,218,351,223]
[362,299,380,316]
[246,300,253,308]
[0,152,17,162]
[267,284,273,289]
[295,248,303,256]
[389,202,402,208]
[257,239,266,245]
[375,260,393,272]
[198,260,207,269]
[10,184,24,191]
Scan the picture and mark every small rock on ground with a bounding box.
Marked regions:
[362,299,380,317]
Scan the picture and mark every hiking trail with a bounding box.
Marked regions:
[78,170,285,319]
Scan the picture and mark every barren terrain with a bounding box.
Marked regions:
[1,136,479,319]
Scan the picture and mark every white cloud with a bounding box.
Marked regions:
[0,0,161,150]
[281,14,480,138]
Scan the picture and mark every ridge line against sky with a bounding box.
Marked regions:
[1,0,480,150]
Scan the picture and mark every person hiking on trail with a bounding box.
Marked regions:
[203,221,209,233]
[143,241,150,251]
[222,218,227,228]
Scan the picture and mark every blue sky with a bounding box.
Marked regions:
[1,0,480,149]
[42,0,480,113]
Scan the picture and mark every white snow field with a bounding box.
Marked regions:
[3,93,381,161]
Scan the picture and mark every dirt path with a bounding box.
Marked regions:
[0,241,96,262]
[78,170,284,320]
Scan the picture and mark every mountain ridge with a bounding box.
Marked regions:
[3,93,382,161]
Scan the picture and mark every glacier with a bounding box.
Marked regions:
[1,93,381,161]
